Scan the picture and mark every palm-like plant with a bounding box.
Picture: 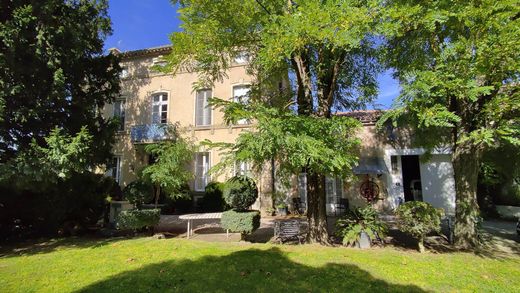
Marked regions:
[335,205,387,246]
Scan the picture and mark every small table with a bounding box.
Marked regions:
[178,213,228,239]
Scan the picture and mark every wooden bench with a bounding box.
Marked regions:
[274,219,307,244]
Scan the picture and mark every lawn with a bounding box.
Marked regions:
[1,237,519,292]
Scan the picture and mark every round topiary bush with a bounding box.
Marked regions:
[396,201,442,253]
[123,179,154,208]
[223,176,258,211]
[201,181,227,212]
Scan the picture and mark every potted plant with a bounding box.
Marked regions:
[335,205,387,248]
[276,203,288,216]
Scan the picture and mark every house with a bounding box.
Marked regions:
[103,45,456,216]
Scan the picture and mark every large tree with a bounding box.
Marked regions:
[379,0,520,249]
[0,0,120,168]
[166,0,380,243]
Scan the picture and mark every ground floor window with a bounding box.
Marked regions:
[107,156,122,183]
[194,152,210,191]
[234,161,251,177]
[326,176,343,205]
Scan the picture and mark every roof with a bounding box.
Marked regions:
[110,45,172,59]
[336,110,384,125]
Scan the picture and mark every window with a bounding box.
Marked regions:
[152,93,168,124]
[326,177,343,205]
[234,52,250,64]
[233,85,250,124]
[152,56,167,67]
[120,67,129,79]
[106,156,122,183]
[298,173,308,207]
[194,152,210,191]
[113,99,126,131]
[234,161,251,176]
[391,156,398,172]
[195,89,212,126]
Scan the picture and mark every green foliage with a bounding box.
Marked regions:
[116,209,161,231]
[223,176,259,211]
[335,205,387,246]
[123,180,154,208]
[396,201,442,243]
[378,0,520,150]
[0,0,120,165]
[0,172,115,238]
[220,210,260,236]
[206,103,362,182]
[141,132,194,199]
[201,182,227,212]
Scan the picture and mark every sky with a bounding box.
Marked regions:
[104,0,400,109]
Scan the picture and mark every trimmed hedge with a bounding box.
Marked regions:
[116,209,161,230]
[223,176,258,211]
[221,210,260,235]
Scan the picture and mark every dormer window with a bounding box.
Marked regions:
[120,67,129,79]
[152,93,168,124]
[152,55,167,67]
[234,52,249,64]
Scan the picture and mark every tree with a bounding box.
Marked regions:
[166,0,380,244]
[379,0,520,249]
[141,127,194,207]
[0,0,121,168]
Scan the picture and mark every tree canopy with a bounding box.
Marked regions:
[0,0,121,170]
[378,0,520,248]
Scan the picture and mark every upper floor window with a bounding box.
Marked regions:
[113,99,126,131]
[195,89,212,126]
[120,67,129,79]
[234,52,250,64]
[152,93,168,124]
[233,85,250,125]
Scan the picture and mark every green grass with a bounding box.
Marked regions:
[1,237,519,292]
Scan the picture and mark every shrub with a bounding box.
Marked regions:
[116,209,161,230]
[0,172,113,239]
[123,179,154,207]
[396,201,442,252]
[335,205,387,247]
[223,176,258,211]
[201,182,227,212]
[221,210,260,238]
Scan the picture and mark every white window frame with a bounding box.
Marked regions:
[113,99,126,131]
[107,156,122,183]
[234,52,250,64]
[232,85,251,125]
[234,160,251,177]
[326,177,343,212]
[194,152,210,191]
[195,89,212,126]
[152,93,168,124]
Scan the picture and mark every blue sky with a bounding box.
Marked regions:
[104,0,399,108]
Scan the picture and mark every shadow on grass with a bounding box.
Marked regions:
[75,247,427,293]
[0,236,121,258]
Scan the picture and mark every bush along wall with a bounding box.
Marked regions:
[220,175,260,239]
[116,209,161,231]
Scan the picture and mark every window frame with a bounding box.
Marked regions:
[113,99,126,131]
[194,152,210,192]
[232,84,251,125]
[195,89,212,126]
[151,92,168,124]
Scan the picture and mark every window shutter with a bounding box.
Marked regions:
[196,90,205,126]
[204,90,212,125]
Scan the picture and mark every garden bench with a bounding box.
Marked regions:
[274,219,307,244]
[179,213,228,239]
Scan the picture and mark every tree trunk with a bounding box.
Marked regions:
[418,236,425,253]
[452,141,481,249]
[306,172,330,244]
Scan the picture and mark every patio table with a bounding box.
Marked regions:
[178,213,228,239]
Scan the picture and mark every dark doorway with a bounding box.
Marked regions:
[401,155,422,202]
